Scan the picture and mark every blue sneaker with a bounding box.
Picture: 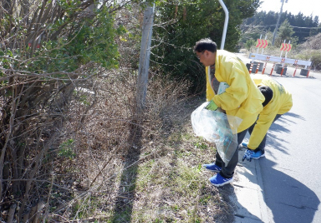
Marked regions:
[202,163,222,172]
[251,150,265,159]
[209,173,233,187]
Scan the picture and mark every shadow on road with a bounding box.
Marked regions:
[260,159,320,223]
[266,113,305,156]
[260,112,320,223]
[280,112,305,120]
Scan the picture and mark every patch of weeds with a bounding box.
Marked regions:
[192,138,217,155]
[154,216,176,223]
[120,165,139,194]
[187,209,202,223]
[58,139,76,159]
[167,132,183,146]
[199,195,212,205]
[112,205,132,223]
[171,161,201,197]
[71,195,101,220]
[197,163,202,172]
[72,203,85,219]
[170,204,179,212]
[182,132,193,140]
[79,94,90,106]
[50,206,57,212]
[174,148,190,158]
[136,160,155,190]
[194,141,208,150]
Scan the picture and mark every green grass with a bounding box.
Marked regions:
[61,97,234,223]
[129,124,233,222]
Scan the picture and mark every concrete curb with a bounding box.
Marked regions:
[230,147,272,223]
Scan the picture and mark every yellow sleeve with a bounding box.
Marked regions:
[247,106,278,150]
[206,66,215,101]
[213,62,248,110]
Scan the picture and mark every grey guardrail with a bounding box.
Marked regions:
[249,53,311,67]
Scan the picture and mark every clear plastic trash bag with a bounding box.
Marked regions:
[191,102,242,166]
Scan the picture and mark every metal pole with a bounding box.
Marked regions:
[136,5,155,113]
[261,34,267,54]
[280,39,286,57]
[272,0,286,46]
[218,0,229,50]
[285,40,291,58]
[257,34,262,54]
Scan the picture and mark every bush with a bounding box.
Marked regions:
[0,1,124,221]
[311,51,321,70]
[151,0,260,94]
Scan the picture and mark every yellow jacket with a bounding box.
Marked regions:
[248,75,293,149]
[206,50,264,133]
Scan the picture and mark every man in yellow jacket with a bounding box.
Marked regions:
[242,75,293,161]
[193,38,264,187]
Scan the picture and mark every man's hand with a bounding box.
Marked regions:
[242,149,254,162]
[205,100,218,111]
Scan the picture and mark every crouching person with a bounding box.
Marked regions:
[242,75,293,161]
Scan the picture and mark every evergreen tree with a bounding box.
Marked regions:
[242,10,321,44]
[152,0,260,93]
[275,19,296,46]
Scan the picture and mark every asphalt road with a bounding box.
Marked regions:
[237,53,321,223]
[262,76,321,223]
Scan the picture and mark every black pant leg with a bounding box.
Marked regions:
[217,128,248,178]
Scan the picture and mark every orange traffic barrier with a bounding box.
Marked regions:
[270,63,275,76]
[280,65,285,76]
[255,63,260,74]
[293,65,298,77]
[262,62,268,74]
[249,63,253,74]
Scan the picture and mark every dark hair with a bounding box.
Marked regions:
[259,86,273,107]
[193,38,217,53]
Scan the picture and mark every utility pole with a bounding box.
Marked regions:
[136,4,154,114]
[272,0,288,46]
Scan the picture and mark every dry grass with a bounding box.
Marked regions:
[40,69,235,222]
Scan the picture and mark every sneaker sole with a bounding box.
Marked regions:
[210,178,233,187]
[252,154,265,160]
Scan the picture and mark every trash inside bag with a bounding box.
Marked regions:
[191,102,242,166]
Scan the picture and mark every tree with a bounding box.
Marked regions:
[238,26,265,49]
[152,0,260,93]
[275,19,296,46]
[245,39,256,51]
[242,10,320,44]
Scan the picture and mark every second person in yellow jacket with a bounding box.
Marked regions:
[243,75,293,161]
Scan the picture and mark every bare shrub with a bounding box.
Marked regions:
[296,33,321,70]
[0,0,133,221]
[302,33,321,50]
